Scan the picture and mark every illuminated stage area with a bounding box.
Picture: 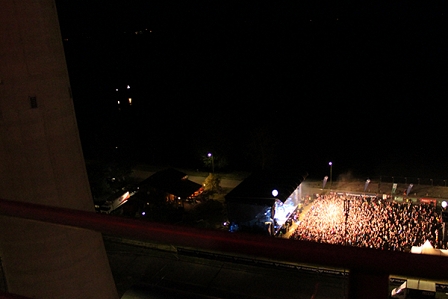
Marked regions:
[225,170,306,236]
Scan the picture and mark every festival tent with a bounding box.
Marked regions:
[411,240,448,256]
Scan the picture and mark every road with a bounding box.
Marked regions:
[105,237,448,299]
[105,238,349,299]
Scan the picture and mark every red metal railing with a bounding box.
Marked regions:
[1,198,447,299]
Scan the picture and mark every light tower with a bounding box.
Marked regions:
[0,1,118,298]
[329,162,333,190]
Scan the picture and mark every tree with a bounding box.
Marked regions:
[200,151,228,171]
[203,173,222,196]
[247,125,278,170]
[85,157,135,200]
[85,160,113,200]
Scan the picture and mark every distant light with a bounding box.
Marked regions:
[272,189,278,197]
[128,97,132,105]
[142,211,146,216]
[117,100,120,105]
[208,153,212,157]
[115,88,118,91]
[127,85,130,89]
[442,201,447,209]
[329,162,332,166]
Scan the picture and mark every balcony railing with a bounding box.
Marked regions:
[1,198,447,299]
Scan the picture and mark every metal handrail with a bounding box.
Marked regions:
[1,198,447,298]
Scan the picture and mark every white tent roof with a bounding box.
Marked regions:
[411,240,448,256]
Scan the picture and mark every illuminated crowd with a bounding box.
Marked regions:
[289,194,443,251]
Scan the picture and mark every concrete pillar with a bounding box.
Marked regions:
[0,1,118,298]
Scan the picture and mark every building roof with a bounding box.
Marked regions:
[138,168,202,198]
[225,170,306,206]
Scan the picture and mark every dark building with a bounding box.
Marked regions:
[138,168,203,207]
[225,170,307,236]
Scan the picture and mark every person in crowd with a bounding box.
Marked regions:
[290,194,443,251]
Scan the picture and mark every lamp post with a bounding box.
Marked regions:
[442,201,448,243]
[207,152,214,174]
[344,198,350,245]
[329,162,333,190]
[271,189,278,236]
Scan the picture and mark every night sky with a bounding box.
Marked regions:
[55,1,448,180]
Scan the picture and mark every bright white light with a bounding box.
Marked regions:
[117,100,120,105]
[274,198,297,226]
[442,201,447,209]
[208,153,212,157]
[272,189,278,197]
[127,85,130,89]
[329,162,332,166]
[128,97,132,105]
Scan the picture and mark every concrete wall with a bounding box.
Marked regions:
[0,1,118,298]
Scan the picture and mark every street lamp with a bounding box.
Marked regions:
[344,198,350,245]
[271,189,278,236]
[207,152,214,173]
[329,162,333,190]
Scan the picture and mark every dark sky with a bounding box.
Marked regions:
[55,1,448,180]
